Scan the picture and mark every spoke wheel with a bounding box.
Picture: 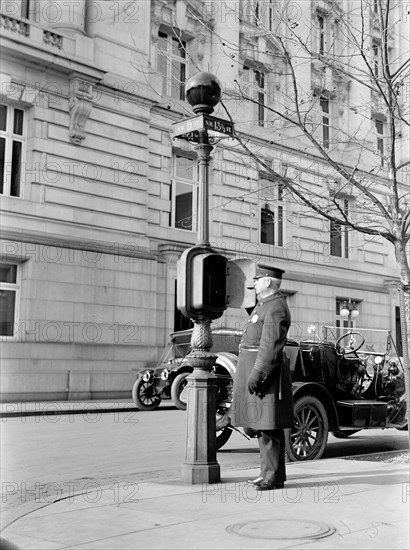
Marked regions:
[132,378,161,411]
[216,409,233,450]
[286,395,329,462]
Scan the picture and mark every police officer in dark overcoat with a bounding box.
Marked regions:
[230,264,294,491]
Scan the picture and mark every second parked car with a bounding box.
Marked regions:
[132,327,240,411]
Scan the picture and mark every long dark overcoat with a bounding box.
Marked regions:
[230,292,294,430]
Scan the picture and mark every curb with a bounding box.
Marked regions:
[0,402,139,418]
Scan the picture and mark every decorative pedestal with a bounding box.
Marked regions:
[182,320,221,484]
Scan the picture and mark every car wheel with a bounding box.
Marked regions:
[285,395,329,462]
[331,430,360,438]
[171,372,190,410]
[132,378,161,411]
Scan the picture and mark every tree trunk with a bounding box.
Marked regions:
[398,286,410,433]
[394,241,410,440]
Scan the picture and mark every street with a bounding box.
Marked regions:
[1,403,408,529]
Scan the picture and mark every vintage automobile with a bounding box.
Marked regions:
[215,325,407,461]
[133,325,407,461]
[132,328,240,412]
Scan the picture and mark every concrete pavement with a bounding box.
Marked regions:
[0,456,408,549]
[1,401,409,549]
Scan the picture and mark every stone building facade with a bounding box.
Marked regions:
[0,0,407,400]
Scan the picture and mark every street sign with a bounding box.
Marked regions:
[172,115,204,138]
[203,116,234,136]
[173,115,234,140]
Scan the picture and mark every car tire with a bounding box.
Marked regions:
[331,430,360,438]
[216,427,233,450]
[171,372,190,410]
[396,424,408,431]
[132,378,161,411]
[285,395,329,462]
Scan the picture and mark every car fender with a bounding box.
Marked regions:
[169,362,194,376]
[214,352,237,377]
[292,381,339,430]
[173,352,237,377]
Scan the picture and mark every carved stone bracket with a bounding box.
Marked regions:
[151,0,168,44]
[158,243,187,266]
[175,0,187,29]
[195,28,207,62]
[69,79,94,145]
[238,34,254,67]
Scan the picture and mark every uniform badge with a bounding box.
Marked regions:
[251,314,259,323]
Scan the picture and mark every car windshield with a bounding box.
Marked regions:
[322,325,393,356]
[157,342,191,365]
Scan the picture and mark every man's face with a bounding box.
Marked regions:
[253,276,268,296]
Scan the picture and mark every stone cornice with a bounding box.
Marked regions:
[0,231,159,261]
[0,32,105,82]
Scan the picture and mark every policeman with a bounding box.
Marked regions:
[230,264,294,491]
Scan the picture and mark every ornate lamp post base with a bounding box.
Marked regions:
[181,321,221,484]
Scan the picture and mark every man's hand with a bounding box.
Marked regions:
[248,371,266,398]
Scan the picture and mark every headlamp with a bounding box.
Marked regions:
[161,369,170,381]
[142,370,153,382]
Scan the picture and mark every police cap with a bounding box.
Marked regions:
[253,263,285,280]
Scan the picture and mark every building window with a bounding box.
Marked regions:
[242,0,261,26]
[21,0,31,18]
[0,263,19,337]
[261,207,275,245]
[243,66,266,126]
[10,0,32,18]
[171,154,197,231]
[330,200,349,258]
[0,104,25,197]
[268,2,275,31]
[395,306,403,356]
[260,180,284,246]
[254,0,261,26]
[242,0,276,28]
[375,119,385,166]
[331,20,340,56]
[316,12,330,55]
[320,97,330,149]
[158,30,187,101]
[372,42,381,78]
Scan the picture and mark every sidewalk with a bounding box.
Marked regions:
[0,457,408,550]
[1,402,409,549]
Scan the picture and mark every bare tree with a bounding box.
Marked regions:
[148,0,409,422]
[203,0,409,417]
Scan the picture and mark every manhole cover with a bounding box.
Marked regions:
[227,519,336,540]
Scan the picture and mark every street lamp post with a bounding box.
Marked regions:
[340,300,360,324]
[177,72,224,484]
